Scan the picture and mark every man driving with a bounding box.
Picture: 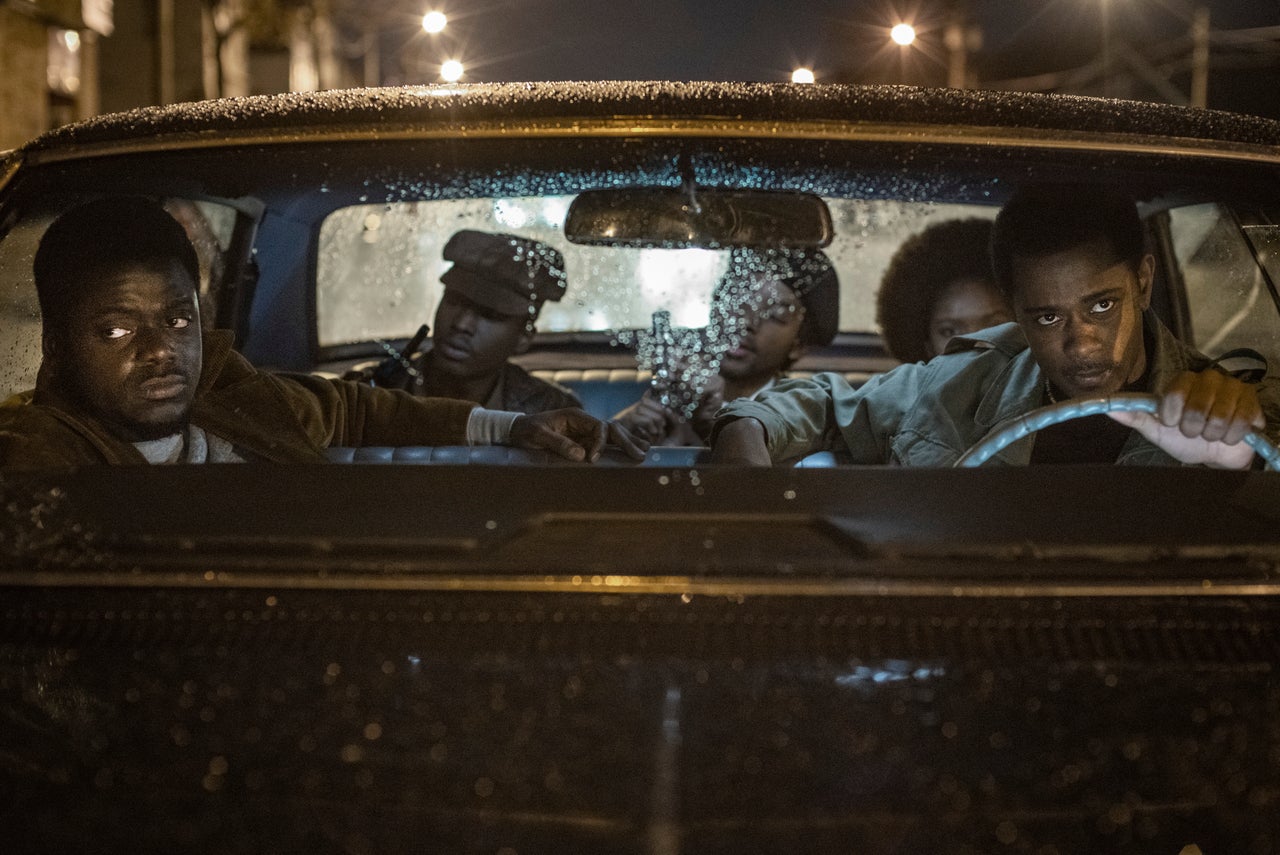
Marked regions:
[711,183,1280,467]
[0,198,645,468]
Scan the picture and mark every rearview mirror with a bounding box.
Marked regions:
[564,188,833,249]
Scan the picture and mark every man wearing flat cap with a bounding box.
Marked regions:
[390,230,582,414]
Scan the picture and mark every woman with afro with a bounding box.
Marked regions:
[876,218,1012,364]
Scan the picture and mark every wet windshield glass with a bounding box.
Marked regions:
[314,197,997,348]
[3,134,1280,438]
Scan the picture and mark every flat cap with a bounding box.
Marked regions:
[440,230,567,317]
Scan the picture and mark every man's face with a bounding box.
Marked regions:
[1010,239,1153,400]
[430,289,532,379]
[49,260,203,442]
[716,274,805,384]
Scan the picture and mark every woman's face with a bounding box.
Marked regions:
[926,277,1013,358]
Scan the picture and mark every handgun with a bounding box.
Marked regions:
[372,323,430,387]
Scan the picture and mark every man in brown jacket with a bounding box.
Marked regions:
[0,197,644,468]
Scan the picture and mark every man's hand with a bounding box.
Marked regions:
[614,392,683,445]
[709,417,771,465]
[510,408,649,462]
[1108,370,1264,469]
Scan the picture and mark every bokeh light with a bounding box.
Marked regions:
[422,11,448,34]
[440,59,464,82]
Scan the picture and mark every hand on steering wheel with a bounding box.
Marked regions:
[954,393,1280,470]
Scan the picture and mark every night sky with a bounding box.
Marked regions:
[384,0,1280,117]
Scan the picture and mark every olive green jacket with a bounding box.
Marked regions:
[0,330,477,469]
[718,316,1280,466]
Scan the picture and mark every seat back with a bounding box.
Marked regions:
[534,368,880,421]
[532,369,651,420]
[326,445,709,466]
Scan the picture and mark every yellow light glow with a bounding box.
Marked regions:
[440,59,464,82]
[891,23,916,46]
[422,11,448,34]
[791,68,816,84]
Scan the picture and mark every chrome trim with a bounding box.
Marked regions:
[0,151,22,193]
[21,118,1280,167]
[4,570,1280,598]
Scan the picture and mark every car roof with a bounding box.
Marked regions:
[18,82,1280,162]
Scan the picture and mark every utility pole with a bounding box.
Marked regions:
[1100,0,1112,97]
[944,22,982,88]
[1190,5,1210,108]
[363,21,380,87]
[943,0,981,89]
[157,0,175,104]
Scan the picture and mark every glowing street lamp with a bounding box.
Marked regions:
[422,10,447,34]
[440,59,464,82]
[890,23,916,46]
[791,67,816,84]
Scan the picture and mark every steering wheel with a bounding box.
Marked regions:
[954,392,1280,471]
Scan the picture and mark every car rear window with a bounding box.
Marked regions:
[314,197,996,349]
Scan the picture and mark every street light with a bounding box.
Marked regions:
[440,59,464,82]
[791,67,816,84]
[422,10,447,34]
[890,24,916,46]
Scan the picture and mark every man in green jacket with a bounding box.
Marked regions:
[0,197,645,469]
[711,184,1278,468]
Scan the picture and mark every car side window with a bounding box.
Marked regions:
[161,199,237,324]
[1169,202,1280,367]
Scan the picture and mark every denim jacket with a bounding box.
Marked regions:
[718,315,1280,467]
